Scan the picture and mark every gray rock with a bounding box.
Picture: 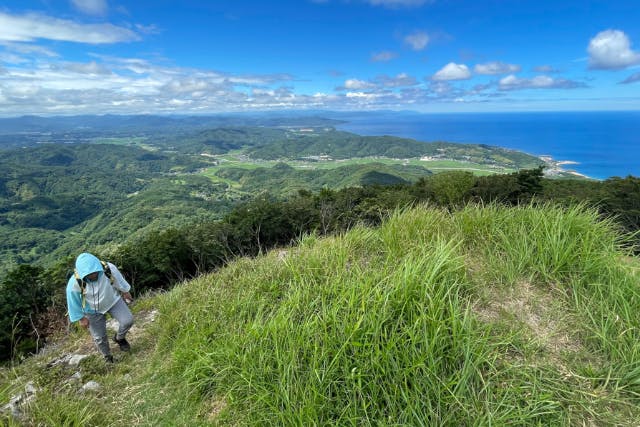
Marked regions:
[8,394,23,406]
[2,394,24,419]
[46,354,71,368]
[69,372,83,382]
[106,319,118,330]
[80,381,101,393]
[68,354,88,366]
[24,381,37,395]
[1,401,22,419]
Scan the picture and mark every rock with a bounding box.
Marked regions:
[2,394,24,419]
[123,373,132,381]
[69,372,83,382]
[68,354,88,366]
[47,353,89,368]
[80,381,101,393]
[46,354,71,368]
[1,401,22,419]
[106,319,118,330]
[24,382,37,395]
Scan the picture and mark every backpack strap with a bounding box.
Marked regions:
[74,261,116,313]
[100,260,116,286]
[74,270,87,312]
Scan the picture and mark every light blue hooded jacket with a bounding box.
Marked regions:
[66,253,131,322]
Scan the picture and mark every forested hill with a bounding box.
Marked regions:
[0,117,547,276]
[247,129,542,167]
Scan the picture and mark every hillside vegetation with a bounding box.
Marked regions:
[0,122,546,276]
[2,204,639,425]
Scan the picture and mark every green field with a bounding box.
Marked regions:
[200,154,516,178]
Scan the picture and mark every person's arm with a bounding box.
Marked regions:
[66,280,86,325]
[108,262,133,301]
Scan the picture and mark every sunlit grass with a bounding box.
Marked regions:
[3,204,640,425]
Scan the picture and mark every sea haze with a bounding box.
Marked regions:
[335,111,640,180]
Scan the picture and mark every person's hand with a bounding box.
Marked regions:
[79,317,89,329]
[122,292,133,304]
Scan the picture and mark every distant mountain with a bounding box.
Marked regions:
[0,114,342,135]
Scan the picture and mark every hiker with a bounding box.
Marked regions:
[66,252,134,363]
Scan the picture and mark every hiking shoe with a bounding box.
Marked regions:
[113,335,131,352]
[105,354,114,363]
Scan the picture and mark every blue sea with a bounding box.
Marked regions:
[335,111,640,180]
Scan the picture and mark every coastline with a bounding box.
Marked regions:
[539,155,592,179]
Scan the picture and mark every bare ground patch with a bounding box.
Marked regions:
[473,280,584,369]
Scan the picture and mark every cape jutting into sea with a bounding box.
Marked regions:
[335,111,640,180]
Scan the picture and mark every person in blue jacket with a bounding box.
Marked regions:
[66,252,134,363]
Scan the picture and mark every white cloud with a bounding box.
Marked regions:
[0,52,28,64]
[371,51,397,62]
[343,78,376,90]
[620,72,640,84]
[62,61,112,75]
[1,42,58,57]
[588,29,640,70]
[429,81,452,95]
[0,12,139,44]
[0,56,314,115]
[432,62,471,81]
[71,0,108,16]
[499,74,585,90]
[366,0,432,7]
[404,31,429,51]
[474,61,521,75]
[375,73,418,87]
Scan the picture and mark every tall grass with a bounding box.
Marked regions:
[4,204,640,425]
[452,204,640,396]
[149,204,640,425]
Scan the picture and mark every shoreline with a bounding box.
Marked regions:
[539,155,592,179]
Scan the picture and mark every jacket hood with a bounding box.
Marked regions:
[75,252,104,279]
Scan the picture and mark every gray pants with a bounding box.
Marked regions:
[87,298,134,357]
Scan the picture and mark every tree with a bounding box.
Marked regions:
[0,264,48,360]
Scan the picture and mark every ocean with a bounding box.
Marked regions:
[335,111,640,180]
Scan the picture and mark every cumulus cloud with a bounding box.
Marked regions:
[371,51,397,62]
[336,73,417,91]
[588,29,640,70]
[71,0,108,16]
[499,74,585,90]
[620,72,640,84]
[342,78,376,90]
[366,0,432,7]
[375,73,418,87]
[0,12,139,44]
[432,62,471,81]
[474,61,521,75]
[404,31,429,51]
[0,54,309,115]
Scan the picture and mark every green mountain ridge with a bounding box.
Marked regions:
[0,124,545,276]
[215,162,428,194]
[2,204,639,425]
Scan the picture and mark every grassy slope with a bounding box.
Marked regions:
[2,204,640,425]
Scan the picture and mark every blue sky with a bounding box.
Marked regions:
[0,0,638,115]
